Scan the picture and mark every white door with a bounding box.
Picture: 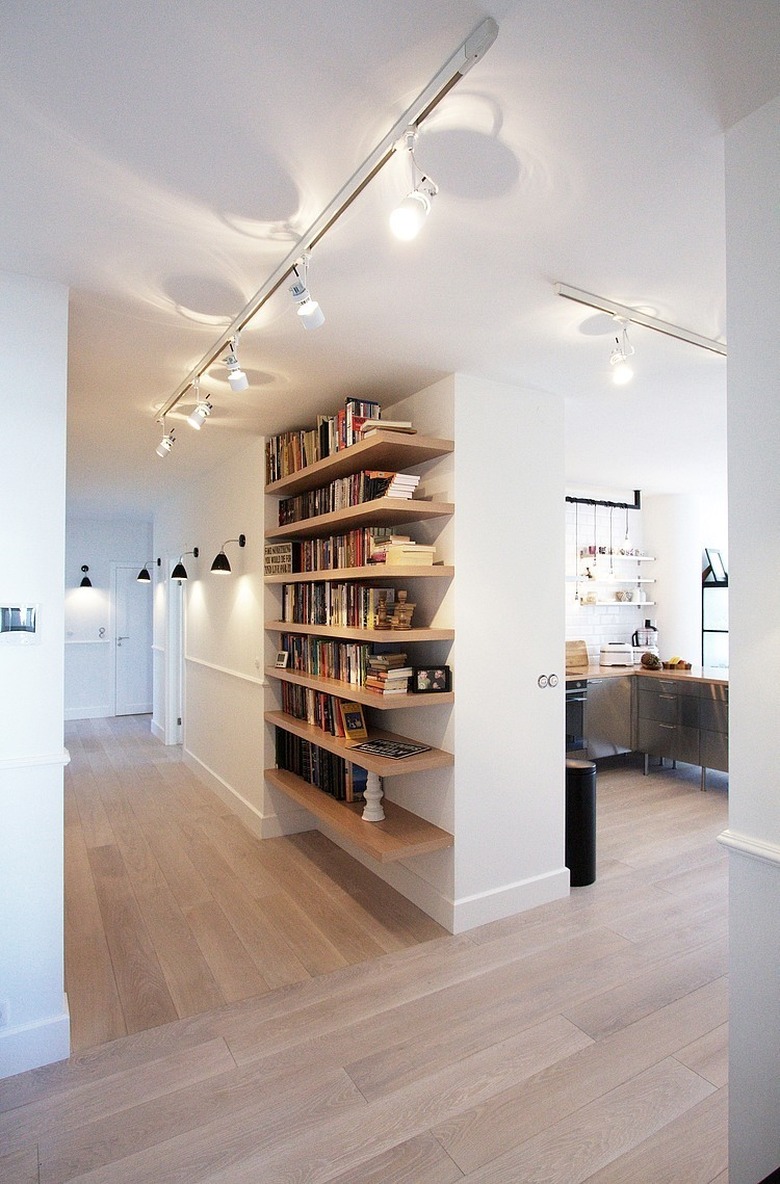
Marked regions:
[113,563,153,715]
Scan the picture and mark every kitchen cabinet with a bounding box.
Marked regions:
[637,678,700,768]
[699,682,728,788]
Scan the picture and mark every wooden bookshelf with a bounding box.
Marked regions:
[266,665,454,709]
[265,422,454,857]
[265,498,454,541]
[265,710,453,776]
[265,431,454,497]
[265,564,454,584]
[265,768,453,862]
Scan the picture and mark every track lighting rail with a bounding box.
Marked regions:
[155,17,498,424]
[555,283,727,356]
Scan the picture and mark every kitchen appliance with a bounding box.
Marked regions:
[599,642,634,666]
[632,619,659,649]
[565,677,587,754]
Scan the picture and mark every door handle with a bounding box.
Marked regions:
[117,635,130,646]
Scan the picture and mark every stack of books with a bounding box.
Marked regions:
[384,541,437,566]
[364,653,413,695]
[386,472,421,499]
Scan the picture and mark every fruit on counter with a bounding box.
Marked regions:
[640,651,662,669]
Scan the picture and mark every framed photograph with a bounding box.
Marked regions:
[338,700,368,745]
[274,650,290,668]
[410,665,451,694]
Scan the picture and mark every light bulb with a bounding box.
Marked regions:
[187,401,212,429]
[389,190,431,241]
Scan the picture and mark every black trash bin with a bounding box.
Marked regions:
[565,758,597,886]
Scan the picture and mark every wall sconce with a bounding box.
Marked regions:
[171,548,199,580]
[210,534,246,574]
[79,565,92,588]
[136,562,153,583]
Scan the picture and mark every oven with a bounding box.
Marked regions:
[565,677,587,755]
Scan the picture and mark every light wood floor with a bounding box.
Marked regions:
[0,720,729,1183]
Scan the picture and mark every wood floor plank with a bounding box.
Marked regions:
[561,937,728,1039]
[87,844,178,1034]
[579,1086,728,1183]
[432,976,727,1174]
[674,1021,729,1088]
[0,1144,39,1184]
[460,1058,714,1184]
[0,1038,234,1156]
[325,1131,463,1184]
[184,901,271,1003]
[64,816,126,1051]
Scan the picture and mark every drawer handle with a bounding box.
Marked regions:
[660,694,675,701]
[660,723,675,730]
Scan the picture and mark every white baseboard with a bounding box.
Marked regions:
[0,996,70,1079]
[150,718,164,742]
[182,749,312,840]
[64,706,111,720]
[452,867,571,933]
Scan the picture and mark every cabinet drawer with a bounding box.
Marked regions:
[638,688,677,725]
[638,720,700,765]
[701,728,728,772]
[638,719,678,758]
[700,696,728,734]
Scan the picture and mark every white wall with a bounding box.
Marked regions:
[0,272,70,1076]
[64,517,152,719]
[153,439,293,836]
[723,94,780,1184]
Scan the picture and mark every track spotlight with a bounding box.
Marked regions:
[79,565,92,588]
[136,563,152,583]
[171,548,198,581]
[390,127,438,242]
[222,337,248,392]
[289,253,325,330]
[156,422,175,457]
[187,399,212,430]
[185,378,213,429]
[609,318,635,385]
[210,534,246,574]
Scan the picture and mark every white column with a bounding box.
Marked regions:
[724,94,780,1184]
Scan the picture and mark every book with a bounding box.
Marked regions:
[384,545,436,566]
[338,700,368,745]
[358,419,414,433]
[349,739,432,759]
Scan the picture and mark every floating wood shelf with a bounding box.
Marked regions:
[266,666,454,709]
[265,564,454,585]
[265,710,453,777]
[265,768,454,863]
[265,498,454,541]
[267,621,454,642]
[265,431,454,498]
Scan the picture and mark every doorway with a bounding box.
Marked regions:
[111,563,152,715]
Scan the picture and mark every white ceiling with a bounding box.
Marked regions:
[2,1,779,519]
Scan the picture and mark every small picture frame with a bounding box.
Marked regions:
[410,666,451,694]
[274,650,290,668]
[339,700,369,745]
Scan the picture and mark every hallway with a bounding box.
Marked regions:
[63,716,445,1051]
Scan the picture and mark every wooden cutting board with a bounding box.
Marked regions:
[566,640,589,671]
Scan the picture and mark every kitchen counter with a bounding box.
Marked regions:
[566,664,728,686]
